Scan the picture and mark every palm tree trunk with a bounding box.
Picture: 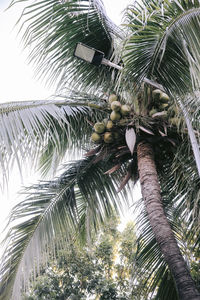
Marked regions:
[137,141,200,300]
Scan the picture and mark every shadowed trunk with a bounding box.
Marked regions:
[137,141,200,300]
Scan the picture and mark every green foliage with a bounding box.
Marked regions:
[23,217,138,300]
[1,1,200,299]
[123,0,200,95]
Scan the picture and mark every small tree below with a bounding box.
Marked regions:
[23,216,140,300]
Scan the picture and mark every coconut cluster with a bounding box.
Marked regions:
[149,89,170,117]
[91,94,132,144]
[148,89,182,126]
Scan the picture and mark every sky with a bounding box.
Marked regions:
[0,0,137,248]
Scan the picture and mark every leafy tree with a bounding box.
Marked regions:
[0,1,200,300]
[22,217,137,300]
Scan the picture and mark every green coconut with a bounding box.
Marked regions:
[110,111,121,121]
[104,132,114,143]
[152,89,162,100]
[103,118,108,125]
[111,101,121,112]
[91,132,101,143]
[108,94,118,103]
[160,103,169,110]
[106,120,114,130]
[94,122,106,134]
[121,104,131,116]
[160,92,170,103]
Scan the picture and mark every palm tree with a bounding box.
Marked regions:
[0,0,200,299]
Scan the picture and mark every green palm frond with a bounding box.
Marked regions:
[39,91,109,176]
[9,0,124,92]
[163,141,200,243]
[181,92,200,133]
[0,156,128,300]
[0,92,109,180]
[0,99,66,183]
[123,0,200,94]
[154,129,200,243]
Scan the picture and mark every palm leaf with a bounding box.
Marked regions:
[0,156,129,300]
[0,92,109,181]
[123,0,200,94]
[9,0,123,92]
[38,91,109,176]
[0,99,66,184]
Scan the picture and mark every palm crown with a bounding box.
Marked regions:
[0,0,200,299]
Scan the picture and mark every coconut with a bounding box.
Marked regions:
[94,122,106,134]
[106,120,114,130]
[108,94,118,103]
[160,103,169,110]
[152,89,162,100]
[111,101,121,112]
[121,104,131,116]
[91,132,101,143]
[104,132,114,143]
[103,118,108,125]
[160,92,170,103]
[110,111,121,121]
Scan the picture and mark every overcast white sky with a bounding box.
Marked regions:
[0,0,136,247]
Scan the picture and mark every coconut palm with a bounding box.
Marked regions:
[0,0,200,299]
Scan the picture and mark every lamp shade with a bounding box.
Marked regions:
[74,43,104,66]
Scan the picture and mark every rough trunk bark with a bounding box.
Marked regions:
[137,141,200,300]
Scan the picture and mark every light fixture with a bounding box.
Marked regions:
[74,42,122,70]
[74,43,104,66]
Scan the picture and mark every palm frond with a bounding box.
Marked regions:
[0,99,66,184]
[154,125,200,241]
[0,92,109,181]
[0,156,128,300]
[39,91,109,176]
[9,0,124,92]
[123,0,200,94]
[163,141,200,241]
